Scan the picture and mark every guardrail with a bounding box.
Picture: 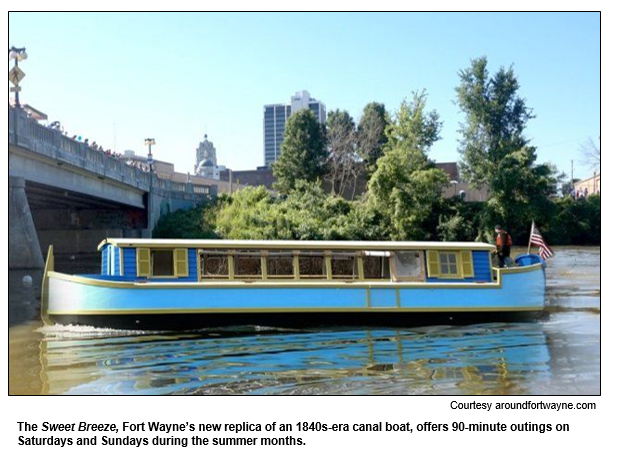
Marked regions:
[9,106,215,198]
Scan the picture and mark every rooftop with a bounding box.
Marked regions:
[99,238,494,251]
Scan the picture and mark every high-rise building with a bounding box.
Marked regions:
[263,90,326,167]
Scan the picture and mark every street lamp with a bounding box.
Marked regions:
[9,46,28,107]
[9,46,27,61]
[144,138,156,172]
[144,138,156,235]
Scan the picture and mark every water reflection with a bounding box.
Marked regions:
[10,320,592,395]
[8,247,600,395]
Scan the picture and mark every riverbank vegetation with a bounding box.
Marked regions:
[154,57,600,246]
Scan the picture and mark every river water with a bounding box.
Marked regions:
[8,247,600,395]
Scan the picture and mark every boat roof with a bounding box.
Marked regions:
[98,238,494,252]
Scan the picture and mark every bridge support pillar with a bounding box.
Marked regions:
[9,176,44,269]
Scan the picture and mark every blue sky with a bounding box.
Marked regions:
[9,12,600,179]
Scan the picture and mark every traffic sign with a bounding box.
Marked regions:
[10,86,22,92]
[9,66,25,86]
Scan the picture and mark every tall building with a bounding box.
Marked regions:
[263,90,326,167]
[195,133,225,179]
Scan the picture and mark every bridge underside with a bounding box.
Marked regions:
[9,106,216,270]
[26,181,148,270]
[9,145,147,209]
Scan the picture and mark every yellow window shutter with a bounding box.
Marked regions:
[427,250,439,277]
[461,251,474,278]
[174,249,189,277]
[136,248,151,277]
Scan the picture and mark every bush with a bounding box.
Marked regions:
[153,201,219,239]
[548,195,600,245]
[153,188,600,247]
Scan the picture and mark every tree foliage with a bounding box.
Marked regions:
[324,109,362,197]
[214,187,280,239]
[153,63,598,248]
[276,181,355,240]
[457,57,533,186]
[156,188,600,246]
[367,91,449,240]
[153,201,218,239]
[357,102,389,174]
[272,109,328,194]
[437,199,484,242]
[456,57,559,239]
[546,195,600,245]
[213,182,362,241]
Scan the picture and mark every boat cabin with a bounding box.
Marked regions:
[96,239,495,284]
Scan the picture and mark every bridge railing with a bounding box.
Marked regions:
[9,106,215,199]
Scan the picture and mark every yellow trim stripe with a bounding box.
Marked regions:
[48,263,543,290]
[498,264,544,274]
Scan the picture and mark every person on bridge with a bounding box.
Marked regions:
[493,225,513,268]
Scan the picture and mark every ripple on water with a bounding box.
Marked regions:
[27,322,563,395]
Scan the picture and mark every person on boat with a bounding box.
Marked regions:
[493,225,513,268]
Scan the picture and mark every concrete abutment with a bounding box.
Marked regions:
[9,176,44,269]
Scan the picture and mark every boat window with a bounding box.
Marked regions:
[266,251,294,279]
[152,250,175,277]
[202,250,229,279]
[439,252,458,276]
[363,253,391,280]
[392,251,424,281]
[234,250,262,279]
[331,252,359,279]
[426,250,472,278]
[299,251,326,278]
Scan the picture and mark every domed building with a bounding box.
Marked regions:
[194,133,225,179]
[196,158,215,178]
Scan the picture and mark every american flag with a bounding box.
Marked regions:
[530,222,554,260]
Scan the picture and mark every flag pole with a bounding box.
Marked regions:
[527,221,534,254]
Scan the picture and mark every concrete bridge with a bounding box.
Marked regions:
[9,106,216,269]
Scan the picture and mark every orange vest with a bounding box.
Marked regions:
[496,231,513,248]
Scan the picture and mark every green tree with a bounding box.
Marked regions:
[437,199,484,242]
[153,201,219,239]
[367,91,449,240]
[456,57,559,240]
[214,182,359,241]
[276,181,352,240]
[325,109,361,197]
[357,102,389,174]
[343,198,391,241]
[548,195,600,245]
[272,109,328,194]
[215,187,280,239]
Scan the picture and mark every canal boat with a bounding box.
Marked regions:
[41,239,546,330]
